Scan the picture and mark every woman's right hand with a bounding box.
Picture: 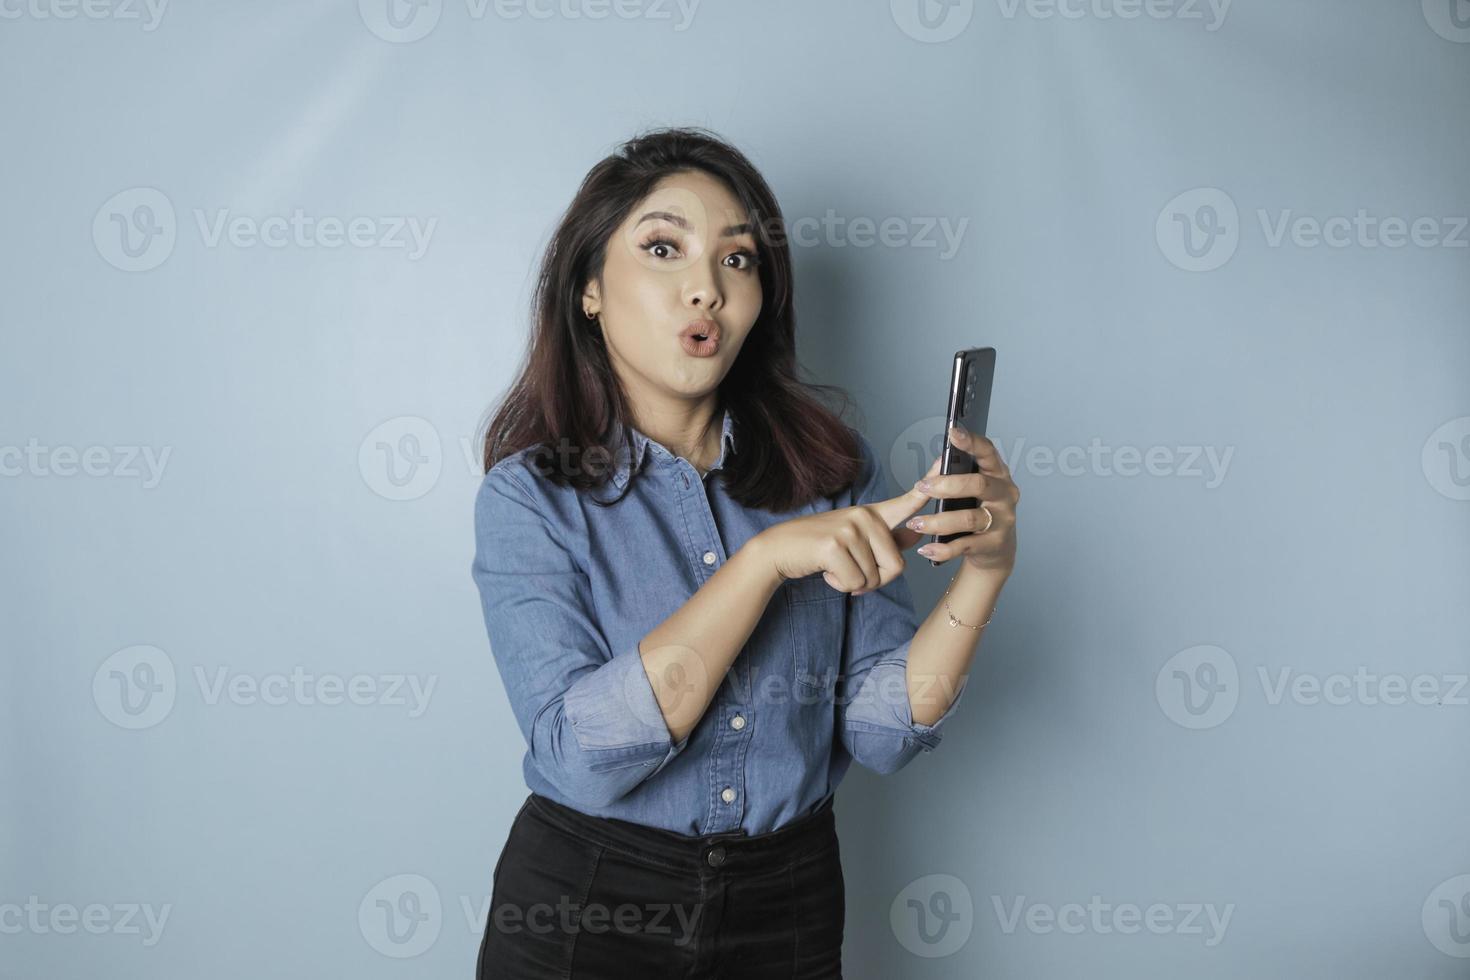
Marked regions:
[752,465,936,596]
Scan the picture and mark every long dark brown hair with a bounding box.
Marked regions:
[479,126,864,513]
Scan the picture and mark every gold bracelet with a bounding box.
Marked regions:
[943,579,994,630]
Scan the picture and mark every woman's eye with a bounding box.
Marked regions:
[726,249,760,272]
[641,236,680,260]
[641,236,758,272]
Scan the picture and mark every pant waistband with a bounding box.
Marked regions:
[524,792,836,876]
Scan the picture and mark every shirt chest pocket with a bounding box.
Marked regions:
[783,574,846,700]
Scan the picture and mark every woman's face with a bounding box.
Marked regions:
[584,170,763,405]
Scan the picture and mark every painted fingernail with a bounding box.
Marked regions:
[916,545,936,558]
[915,479,931,492]
[906,517,924,531]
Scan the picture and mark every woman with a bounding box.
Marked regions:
[471,127,1018,978]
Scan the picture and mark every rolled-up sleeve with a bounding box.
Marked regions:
[837,432,969,775]
[471,463,689,807]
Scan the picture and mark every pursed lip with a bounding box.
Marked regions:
[680,318,721,343]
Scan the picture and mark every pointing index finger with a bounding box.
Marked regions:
[869,457,939,530]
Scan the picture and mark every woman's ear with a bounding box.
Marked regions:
[581,279,600,318]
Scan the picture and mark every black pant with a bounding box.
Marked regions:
[476,792,845,979]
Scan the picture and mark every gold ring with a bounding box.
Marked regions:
[977,504,994,533]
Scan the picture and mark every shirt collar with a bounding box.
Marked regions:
[610,406,737,489]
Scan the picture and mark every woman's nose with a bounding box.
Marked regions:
[683,264,723,310]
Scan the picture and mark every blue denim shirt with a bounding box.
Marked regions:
[471,407,967,836]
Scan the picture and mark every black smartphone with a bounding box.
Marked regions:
[930,347,996,566]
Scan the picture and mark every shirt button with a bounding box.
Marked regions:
[706,846,726,867]
[721,787,736,804]
[730,715,745,730]
[702,551,716,566]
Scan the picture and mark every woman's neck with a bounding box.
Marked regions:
[629,396,723,473]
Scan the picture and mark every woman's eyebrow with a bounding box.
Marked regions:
[636,210,755,238]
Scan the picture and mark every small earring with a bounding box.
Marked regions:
[585,309,597,321]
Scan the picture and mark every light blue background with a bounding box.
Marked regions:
[2,1,1467,977]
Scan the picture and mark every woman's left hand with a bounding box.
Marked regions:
[899,424,1018,579]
